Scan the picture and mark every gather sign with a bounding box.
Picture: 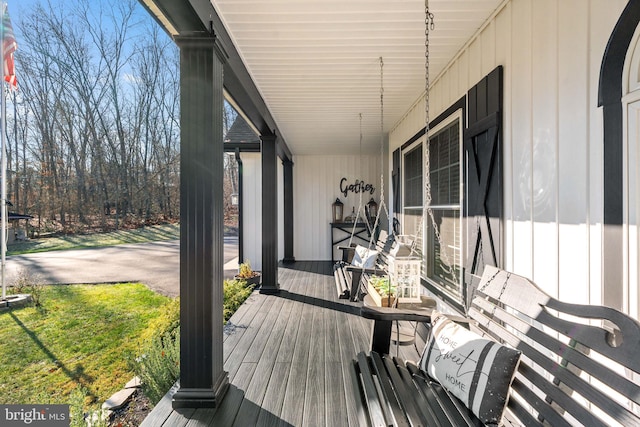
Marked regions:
[339,177,375,198]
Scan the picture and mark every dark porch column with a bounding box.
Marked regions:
[261,134,280,293]
[283,158,295,263]
[173,35,229,408]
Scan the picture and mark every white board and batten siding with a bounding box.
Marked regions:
[242,153,382,267]
[241,154,286,271]
[241,153,262,270]
[293,155,382,262]
[390,0,633,313]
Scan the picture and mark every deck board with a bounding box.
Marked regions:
[255,362,293,427]
[142,261,422,427]
[224,293,273,381]
[208,362,256,425]
[301,263,327,427]
[280,263,315,426]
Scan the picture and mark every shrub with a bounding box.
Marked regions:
[134,331,180,404]
[8,268,45,306]
[132,280,253,405]
[132,297,180,405]
[223,279,253,322]
[68,387,108,427]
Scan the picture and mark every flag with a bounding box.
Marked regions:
[2,5,17,90]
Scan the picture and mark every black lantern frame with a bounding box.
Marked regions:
[332,198,344,223]
[367,198,378,222]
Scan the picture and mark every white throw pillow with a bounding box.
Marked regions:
[351,245,379,269]
[419,310,521,425]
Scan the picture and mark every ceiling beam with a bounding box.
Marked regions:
[138,0,206,36]
[224,142,261,153]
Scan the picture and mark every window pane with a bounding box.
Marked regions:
[429,125,460,206]
[425,117,461,299]
[404,145,422,207]
[426,209,461,296]
[404,208,423,243]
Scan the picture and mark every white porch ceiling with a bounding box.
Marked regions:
[212,0,504,155]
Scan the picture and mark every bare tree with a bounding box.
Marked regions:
[13,0,181,233]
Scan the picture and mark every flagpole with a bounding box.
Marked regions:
[1,1,6,300]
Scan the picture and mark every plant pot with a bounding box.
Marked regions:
[235,274,261,286]
[366,281,395,307]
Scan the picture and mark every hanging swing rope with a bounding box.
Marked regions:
[345,57,390,270]
[368,57,390,249]
[347,113,367,247]
[418,1,459,285]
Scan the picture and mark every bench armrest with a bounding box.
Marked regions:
[361,305,433,323]
[337,245,356,252]
[345,265,386,276]
[362,305,469,325]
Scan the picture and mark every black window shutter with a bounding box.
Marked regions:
[392,148,401,215]
[463,66,503,306]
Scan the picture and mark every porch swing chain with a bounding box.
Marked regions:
[347,56,389,255]
[346,58,389,272]
[420,1,459,285]
[422,0,435,217]
[347,114,366,248]
[369,57,390,250]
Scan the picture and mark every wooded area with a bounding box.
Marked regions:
[10,0,238,235]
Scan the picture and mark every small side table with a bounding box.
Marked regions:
[330,222,369,263]
[363,295,436,354]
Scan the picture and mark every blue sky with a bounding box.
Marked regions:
[8,0,174,89]
[9,0,163,44]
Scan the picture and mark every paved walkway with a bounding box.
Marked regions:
[5,236,239,297]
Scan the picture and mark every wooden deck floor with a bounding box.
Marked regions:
[141,261,423,427]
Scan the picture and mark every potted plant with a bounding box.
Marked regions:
[235,260,261,286]
[367,275,396,307]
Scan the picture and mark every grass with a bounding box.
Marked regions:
[0,223,249,419]
[0,283,172,407]
[8,223,180,255]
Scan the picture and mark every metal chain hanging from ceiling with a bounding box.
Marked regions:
[347,113,366,247]
[351,57,390,252]
[370,57,389,243]
[347,58,390,268]
[420,1,460,286]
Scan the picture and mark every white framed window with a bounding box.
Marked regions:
[424,110,463,300]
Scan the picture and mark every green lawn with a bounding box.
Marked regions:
[0,283,172,406]
[8,223,180,255]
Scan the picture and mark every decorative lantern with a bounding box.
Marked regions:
[367,198,378,221]
[332,198,344,223]
[389,241,422,303]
